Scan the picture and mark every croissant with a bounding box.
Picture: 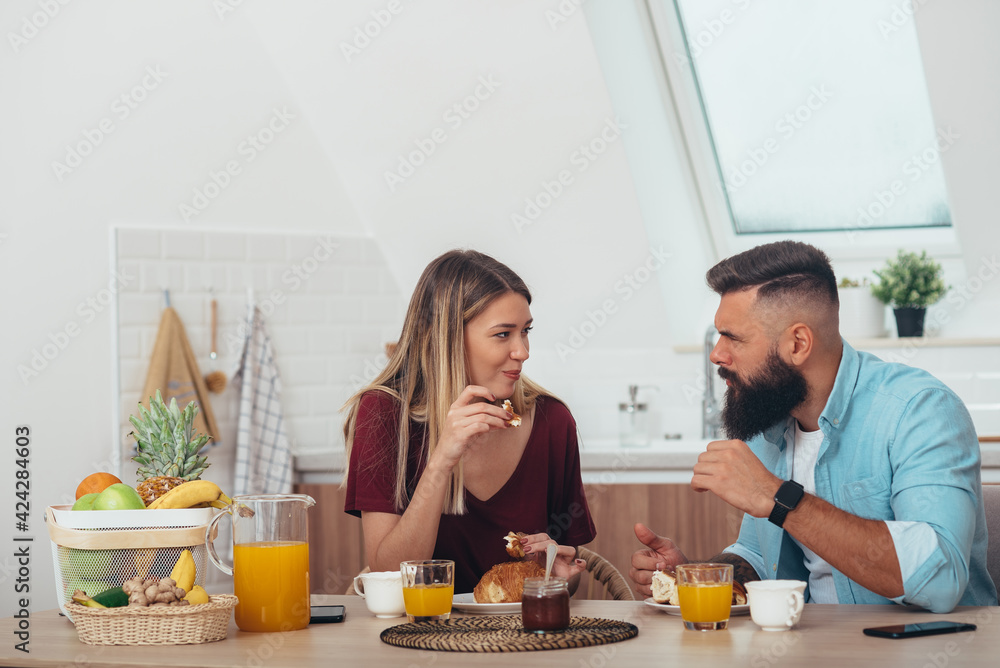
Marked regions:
[473,561,545,603]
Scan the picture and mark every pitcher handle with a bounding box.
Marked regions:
[205,509,232,576]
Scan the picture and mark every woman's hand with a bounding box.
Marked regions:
[521,533,586,579]
[430,385,513,470]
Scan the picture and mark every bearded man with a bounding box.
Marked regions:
[629,241,997,612]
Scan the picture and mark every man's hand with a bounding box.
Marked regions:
[691,439,782,517]
[628,523,688,597]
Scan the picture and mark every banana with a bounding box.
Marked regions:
[147,480,233,510]
[72,590,106,609]
[169,549,196,594]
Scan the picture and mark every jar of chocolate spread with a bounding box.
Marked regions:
[522,577,570,633]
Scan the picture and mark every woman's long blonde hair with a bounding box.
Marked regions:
[343,250,551,515]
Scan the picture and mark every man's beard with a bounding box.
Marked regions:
[718,348,808,442]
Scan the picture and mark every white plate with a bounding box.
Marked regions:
[452,593,521,614]
[643,597,750,616]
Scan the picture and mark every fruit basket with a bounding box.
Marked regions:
[46,505,214,622]
[67,594,238,645]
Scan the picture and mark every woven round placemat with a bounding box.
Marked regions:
[379,615,638,652]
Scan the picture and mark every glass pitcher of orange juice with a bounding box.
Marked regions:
[206,494,316,632]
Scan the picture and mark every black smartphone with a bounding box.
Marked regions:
[310,605,346,624]
[863,621,976,639]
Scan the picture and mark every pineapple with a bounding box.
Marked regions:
[130,390,211,506]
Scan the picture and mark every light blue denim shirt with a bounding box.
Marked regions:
[725,340,998,612]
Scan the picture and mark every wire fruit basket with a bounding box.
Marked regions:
[46,505,213,623]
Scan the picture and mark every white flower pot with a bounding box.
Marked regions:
[839,287,886,339]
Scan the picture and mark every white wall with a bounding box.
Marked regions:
[1,0,998,618]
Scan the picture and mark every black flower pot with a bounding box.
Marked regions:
[893,307,926,337]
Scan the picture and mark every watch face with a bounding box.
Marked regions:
[775,481,805,509]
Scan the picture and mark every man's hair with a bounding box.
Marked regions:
[706,241,839,310]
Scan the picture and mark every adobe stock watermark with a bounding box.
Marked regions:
[213,0,248,21]
[383,75,501,193]
[339,0,412,63]
[17,269,134,384]
[673,0,757,67]
[878,0,933,39]
[178,106,295,221]
[224,236,338,352]
[7,0,72,54]
[545,0,587,30]
[846,125,958,244]
[511,116,627,233]
[720,84,833,194]
[556,246,671,361]
[51,65,168,182]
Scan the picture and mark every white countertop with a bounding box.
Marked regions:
[294,439,1000,484]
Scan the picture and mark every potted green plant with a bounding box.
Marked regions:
[837,277,885,339]
[871,250,947,337]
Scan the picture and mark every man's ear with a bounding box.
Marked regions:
[784,323,813,365]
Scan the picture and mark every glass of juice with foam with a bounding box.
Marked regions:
[400,560,454,622]
[676,563,733,631]
[206,494,316,632]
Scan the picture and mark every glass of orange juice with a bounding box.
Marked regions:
[675,563,733,631]
[400,560,454,622]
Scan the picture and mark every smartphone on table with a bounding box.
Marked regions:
[310,605,346,624]
[863,621,976,639]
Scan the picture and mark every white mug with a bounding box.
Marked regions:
[745,580,807,631]
[353,571,406,618]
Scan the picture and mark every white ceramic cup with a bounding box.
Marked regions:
[745,580,807,631]
[353,571,406,618]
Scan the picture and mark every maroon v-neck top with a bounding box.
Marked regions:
[344,392,597,593]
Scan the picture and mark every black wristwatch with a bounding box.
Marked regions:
[768,480,805,528]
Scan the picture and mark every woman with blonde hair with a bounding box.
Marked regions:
[343,249,596,593]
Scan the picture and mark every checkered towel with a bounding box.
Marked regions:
[232,304,292,495]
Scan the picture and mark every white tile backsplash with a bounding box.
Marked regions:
[116,229,405,466]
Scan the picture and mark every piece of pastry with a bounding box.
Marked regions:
[501,399,521,427]
[651,567,679,605]
[732,580,748,605]
[473,561,545,603]
[651,567,748,605]
[504,531,527,559]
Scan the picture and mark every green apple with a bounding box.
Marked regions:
[71,493,99,511]
[66,548,117,578]
[92,483,146,511]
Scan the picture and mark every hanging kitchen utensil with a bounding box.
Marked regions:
[204,291,227,393]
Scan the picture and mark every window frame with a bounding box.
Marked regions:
[640,0,962,263]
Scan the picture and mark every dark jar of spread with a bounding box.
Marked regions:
[522,577,570,633]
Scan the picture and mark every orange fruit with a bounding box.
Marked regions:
[76,472,123,500]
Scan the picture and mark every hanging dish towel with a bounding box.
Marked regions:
[140,307,220,446]
[232,303,292,495]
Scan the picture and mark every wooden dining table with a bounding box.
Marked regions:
[3,595,998,668]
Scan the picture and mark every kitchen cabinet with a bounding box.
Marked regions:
[295,482,742,599]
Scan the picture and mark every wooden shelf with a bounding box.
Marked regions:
[674,337,1000,354]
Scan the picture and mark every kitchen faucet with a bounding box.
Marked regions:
[702,324,723,439]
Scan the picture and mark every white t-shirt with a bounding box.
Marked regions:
[790,422,838,603]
